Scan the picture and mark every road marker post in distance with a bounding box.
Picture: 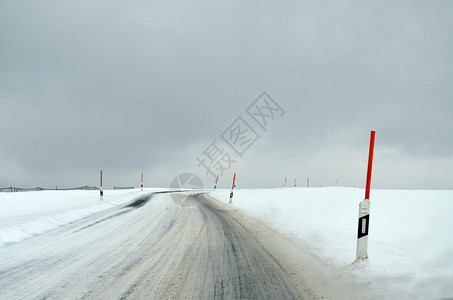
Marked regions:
[141,173,144,191]
[100,170,104,200]
[283,176,287,187]
[294,178,296,187]
[229,173,236,204]
[214,175,219,190]
[356,131,376,260]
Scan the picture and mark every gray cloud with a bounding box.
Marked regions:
[1,1,452,189]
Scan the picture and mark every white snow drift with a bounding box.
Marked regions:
[0,189,161,246]
[1,187,452,299]
[210,187,453,299]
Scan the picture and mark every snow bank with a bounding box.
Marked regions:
[1,187,451,298]
[0,189,160,247]
[210,187,453,299]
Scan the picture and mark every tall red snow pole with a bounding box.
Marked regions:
[214,175,219,190]
[141,173,144,191]
[231,173,236,190]
[100,170,104,199]
[356,131,375,260]
[365,131,376,200]
[229,173,236,204]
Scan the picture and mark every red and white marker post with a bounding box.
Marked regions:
[214,175,219,190]
[229,173,236,204]
[100,170,104,199]
[141,173,144,191]
[356,131,376,260]
[283,176,287,187]
[294,178,296,187]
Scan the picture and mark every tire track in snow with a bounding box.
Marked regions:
[0,192,318,299]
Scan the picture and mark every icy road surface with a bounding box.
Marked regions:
[0,192,319,299]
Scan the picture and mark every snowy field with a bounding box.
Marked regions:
[1,187,452,299]
[210,187,453,299]
[0,188,162,247]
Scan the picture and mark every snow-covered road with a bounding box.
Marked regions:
[0,192,317,299]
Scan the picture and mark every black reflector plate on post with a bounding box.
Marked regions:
[357,214,369,238]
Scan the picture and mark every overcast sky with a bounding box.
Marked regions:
[1,1,452,190]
